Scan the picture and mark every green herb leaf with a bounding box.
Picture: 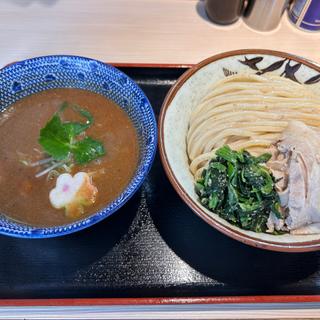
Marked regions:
[38,114,72,160]
[38,102,105,165]
[72,137,105,164]
[62,105,94,136]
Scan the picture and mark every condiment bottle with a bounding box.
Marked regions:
[243,0,290,31]
[288,0,320,32]
[205,0,244,25]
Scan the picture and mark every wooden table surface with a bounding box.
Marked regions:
[0,0,320,68]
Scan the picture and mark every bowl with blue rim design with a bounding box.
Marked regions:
[0,55,157,238]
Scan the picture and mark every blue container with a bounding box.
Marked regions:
[0,55,157,238]
[289,0,320,31]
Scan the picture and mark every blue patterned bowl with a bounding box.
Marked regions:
[0,55,157,238]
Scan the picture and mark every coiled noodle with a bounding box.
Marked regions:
[187,73,320,180]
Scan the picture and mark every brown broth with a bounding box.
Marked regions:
[0,89,139,227]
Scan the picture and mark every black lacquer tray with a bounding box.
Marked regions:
[1,66,320,300]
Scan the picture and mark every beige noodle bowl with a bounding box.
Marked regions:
[159,49,320,252]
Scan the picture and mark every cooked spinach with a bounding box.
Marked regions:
[195,145,281,233]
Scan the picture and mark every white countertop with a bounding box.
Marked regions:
[1,0,320,67]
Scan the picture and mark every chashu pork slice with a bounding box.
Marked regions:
[275,121,320,232]
[285,155,308,229]
[267,121,320,234]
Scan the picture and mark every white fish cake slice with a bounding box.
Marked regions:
[49,172,97,218]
